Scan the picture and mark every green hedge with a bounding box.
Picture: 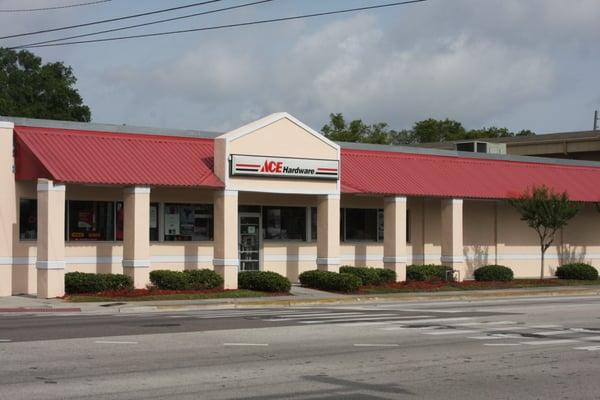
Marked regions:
[556,263,599,280]
[238,271,291,292]
[339,266,397,285]
[474,265,514,282]
[298,270,361,293]
[65,272,133,294]
[185,269,223,289]
[406,264,454,281]
[149,269,223,290]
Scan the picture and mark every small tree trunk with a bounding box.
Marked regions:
[540,247,545,280]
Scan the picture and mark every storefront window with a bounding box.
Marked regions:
[19,199,37,240]
[68,201,114,241]
[343,208,382,242]
[263,206,306,240]
[115,202,160,241]
[164,203,213,241]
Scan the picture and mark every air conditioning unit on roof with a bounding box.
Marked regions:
[455,141,506,155]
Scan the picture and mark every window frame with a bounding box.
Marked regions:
[18,198,38,241]
[262,205,307,242]
[341,207,383,243]
[162,202,214,242]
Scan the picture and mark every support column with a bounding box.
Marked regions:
[383,196,407,282]
[0,121,15,296]
[316,194,340,272]
[36,179,65,298]
[441,198,466,281]
[213,190,238,289]
[122,186,151,289]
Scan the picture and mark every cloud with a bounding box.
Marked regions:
[100,12,556,131]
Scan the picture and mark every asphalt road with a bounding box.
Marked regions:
[1,296,600,399]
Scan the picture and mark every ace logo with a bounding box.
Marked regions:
[260,160,283,173]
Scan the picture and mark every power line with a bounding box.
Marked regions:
[12,0,428,49]
[11,0,274,49]
[0,0,224,40]
[0,0,111,13]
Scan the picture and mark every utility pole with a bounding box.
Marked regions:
[595,110,599,131]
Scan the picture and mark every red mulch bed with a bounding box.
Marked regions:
[359,279,565,292]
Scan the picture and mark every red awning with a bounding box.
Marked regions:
[15,126,223,188]
[341,148,600,202]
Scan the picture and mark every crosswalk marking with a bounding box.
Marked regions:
[532,330,569,336]
[574,345,600,351]
[424,329,477,335]
[521,339,579,345]
[484,343,521,347]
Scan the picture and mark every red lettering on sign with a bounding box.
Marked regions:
[259,160,284,173]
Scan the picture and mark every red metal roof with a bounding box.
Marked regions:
[15,126,223,188]
[14,124,600,201]
[340,148,600,202]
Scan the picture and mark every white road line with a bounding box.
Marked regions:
[578,336,600,342]
[423,330,477,335]
[532,331,569,336]
[570,328,600,334]
[396,309,464,313]
[574,346,600,351]
[468,334,521,340]
[263,313,374,321]
[531,325,562,329]
[379,327,407,331]
[484,326,529,331]
[479,321,518,326]
[0,339,11,342]
[300,315,409,324]
[389,317,475,325]
[223,343,269,347]
[354,343,399,347]
[337,322,395,327]
[521,340,579,346]
[95,340,138,345]
[484,343,522,347]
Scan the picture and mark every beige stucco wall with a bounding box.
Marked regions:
[0,125,16,296]
[216,117,339,195]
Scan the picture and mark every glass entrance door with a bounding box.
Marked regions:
[239,213,260,271]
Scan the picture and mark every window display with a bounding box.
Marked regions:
[164,203,213,241]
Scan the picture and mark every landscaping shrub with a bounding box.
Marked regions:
[339,266,382,286]
[406,264,454,281]
[473,265,514,282]
[238,271,291,292]
[298,270,362,293]
[376,268,397,284]
[65,272,133,294]
[339,266,397,285]
[184,269,223,289]
[149,270,190,290]
[555,263,599,280]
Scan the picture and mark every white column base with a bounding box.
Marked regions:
[36,268,65,298]
[214,265,238,290]
[122,262,150,289]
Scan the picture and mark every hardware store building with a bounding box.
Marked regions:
[2,113,600,298]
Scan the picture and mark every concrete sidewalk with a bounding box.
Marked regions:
[1,284,600,314]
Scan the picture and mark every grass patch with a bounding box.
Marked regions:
[65,289,283,302]
[359,279,600,294]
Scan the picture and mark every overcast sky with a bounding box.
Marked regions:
[1,0,599,134]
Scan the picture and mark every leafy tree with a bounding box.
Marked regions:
[323,114,536,145]
[410,118,467,143]
[510,186,580,279]
[0,48,90,122]
[321,113,393,144]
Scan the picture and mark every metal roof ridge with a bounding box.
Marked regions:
[3,116,222,139]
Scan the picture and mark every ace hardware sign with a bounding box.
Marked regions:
[230,155,339,180]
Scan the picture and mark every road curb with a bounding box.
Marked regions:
[113,287,600,313]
